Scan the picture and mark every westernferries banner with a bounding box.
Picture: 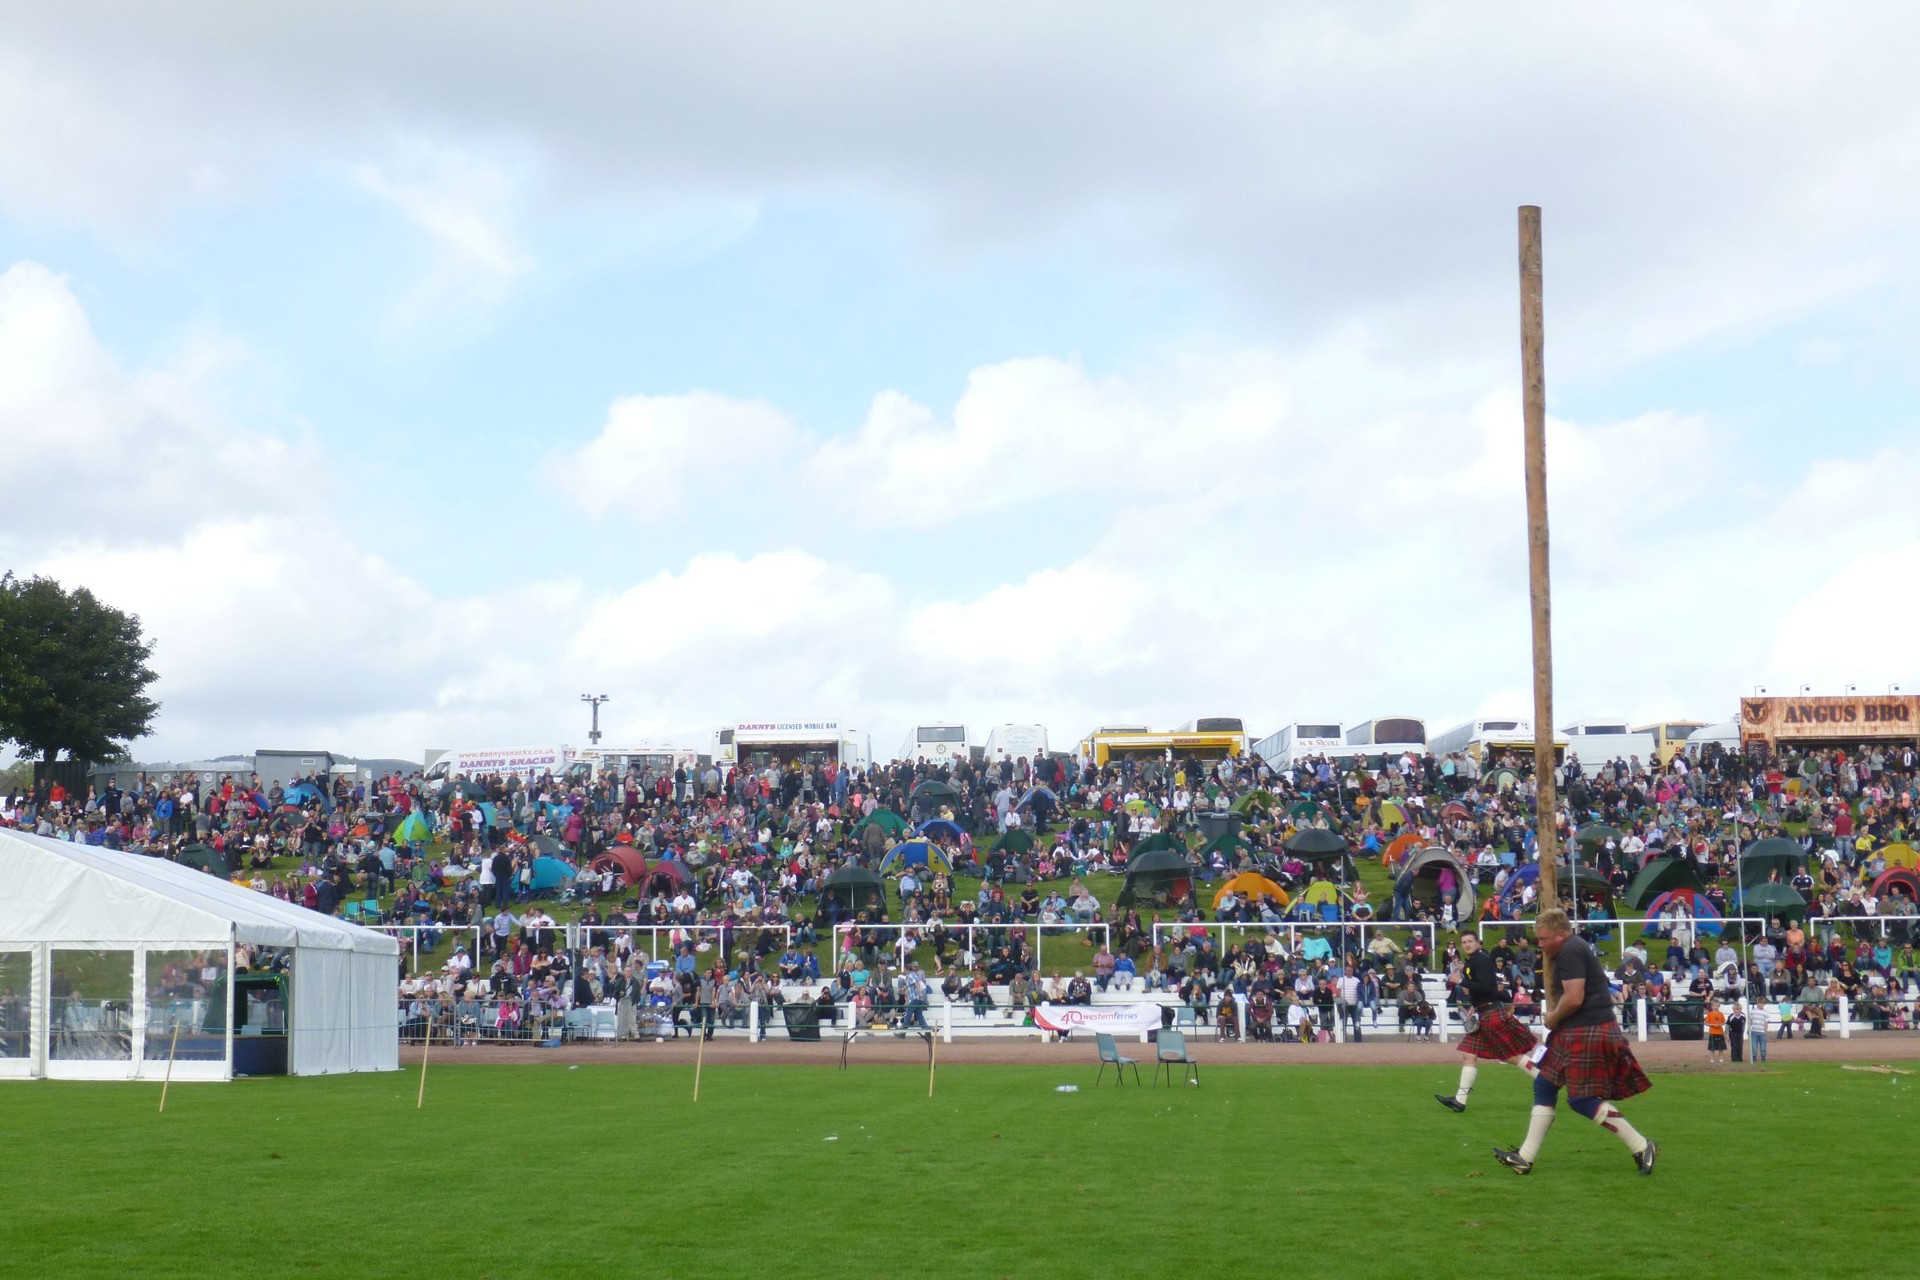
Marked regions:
[1741,695,1920,743]
[1031,1004,1164,1035]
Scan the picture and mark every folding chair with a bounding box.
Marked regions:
[1153,1028,1199,1087]
[1095,1032,1139,1086]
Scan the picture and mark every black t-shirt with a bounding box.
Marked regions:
[1551,934,1616,1029]
[1462,949,1503,1006]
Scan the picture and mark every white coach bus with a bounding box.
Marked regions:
[1428,718,1566,765]
[898,723,970,765]
[982,723,1049,762]
[1252,720,1345,770]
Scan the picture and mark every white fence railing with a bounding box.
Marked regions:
[1151,920,1439,970]
[1475,913,1915,967]
[829,921,1111,974]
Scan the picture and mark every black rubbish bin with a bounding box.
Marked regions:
[1666,999,1704,1041]
[781,1003,823,1043]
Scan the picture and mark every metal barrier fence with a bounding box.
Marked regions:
[370,922,799,973]
[397,994,888,1044]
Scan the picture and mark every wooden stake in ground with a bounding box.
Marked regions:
[1518,204,1560,916]
[693,1026,706,1102]
[157,1024,181,1114]
[416,1014,433,1110]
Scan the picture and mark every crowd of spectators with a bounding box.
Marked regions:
[5,733,1918,1042]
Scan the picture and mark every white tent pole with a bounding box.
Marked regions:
[132,943,148,1071]
[32,944,46,1078]
[225,932,235,1080]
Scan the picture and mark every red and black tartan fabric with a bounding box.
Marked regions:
[1540,1021,1651,1100]
[1457,1006,1537,1060]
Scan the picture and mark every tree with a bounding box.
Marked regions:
[0,574,159,763]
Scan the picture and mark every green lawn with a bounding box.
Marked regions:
[2,1062,1914,1278]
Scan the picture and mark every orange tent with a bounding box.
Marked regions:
[1381,830,1423,868]
[1212,872,1289,911]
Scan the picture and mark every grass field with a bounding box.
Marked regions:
[3,1062,1915,1279]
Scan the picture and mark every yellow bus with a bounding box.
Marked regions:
[1633,721,1708,767]
[1078,718,1248,769]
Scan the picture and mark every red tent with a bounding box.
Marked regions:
[590,846,648,887]
[1871,866,1920,904]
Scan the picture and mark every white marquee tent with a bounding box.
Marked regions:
[0,828,399,1081]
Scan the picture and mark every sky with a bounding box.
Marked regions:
[3,1,1919,765]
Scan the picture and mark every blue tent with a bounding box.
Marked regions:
[915,818,967,842]
[530,856,578,892]
[1497,860,1610,911]
[879,839,952,875]
[284,781,330,810]
[1016,786,1059,810]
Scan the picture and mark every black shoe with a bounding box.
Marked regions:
[1635,1141,1659,1177]
[1435,1094,1465,1113]
[1493,1147,1533,1176]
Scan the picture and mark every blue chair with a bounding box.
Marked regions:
[1153,1028,1199,1087]
[1095,1032,1139,1086]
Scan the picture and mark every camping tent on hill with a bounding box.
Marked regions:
[1116,849,1195,908]
[1393,847,1476,920]
[1623,856,1705,910]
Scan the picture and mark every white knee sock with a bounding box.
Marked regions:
[1506,1053,1539,1078]
[1591,1102,1650,1155]
[1454,1061,1478,1104]
[1518,1105,1555,1161]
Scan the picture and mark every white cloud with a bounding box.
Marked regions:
[0,263,305,553]
[352,138,538,339]
[556,392,804,517]
[9,254,1920,765]
[7,5,1920,368]
[556,355,1297,530]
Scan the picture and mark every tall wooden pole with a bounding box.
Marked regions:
[1519,206,1560,914]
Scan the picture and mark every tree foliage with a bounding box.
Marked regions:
[0,574,160,763]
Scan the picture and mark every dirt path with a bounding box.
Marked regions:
[407,1031,1920,1070]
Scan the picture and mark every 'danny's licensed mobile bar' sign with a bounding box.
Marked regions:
[1741,695,1920,743]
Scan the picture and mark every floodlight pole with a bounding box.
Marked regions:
[581,694,609,746]
[1519,206,1560,918]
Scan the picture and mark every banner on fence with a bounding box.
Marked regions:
[1031,1003,1162,1035]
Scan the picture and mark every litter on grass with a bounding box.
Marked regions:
[1055,1085,1079,1093]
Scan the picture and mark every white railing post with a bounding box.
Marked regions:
[1436,992,1448,1044]
[1636,997,1648,1042]
[748,1000,759,1041]
[942,996,953,1044]
[1840,995,1852,1038]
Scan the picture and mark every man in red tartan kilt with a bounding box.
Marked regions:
[1436,933,1539,1113]
[1494,909,1658,1176]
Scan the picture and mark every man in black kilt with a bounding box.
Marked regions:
[1435,932,1538,1113]
[1494,908,1658,1176]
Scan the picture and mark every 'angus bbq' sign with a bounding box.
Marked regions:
[1741,695,1920,743]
